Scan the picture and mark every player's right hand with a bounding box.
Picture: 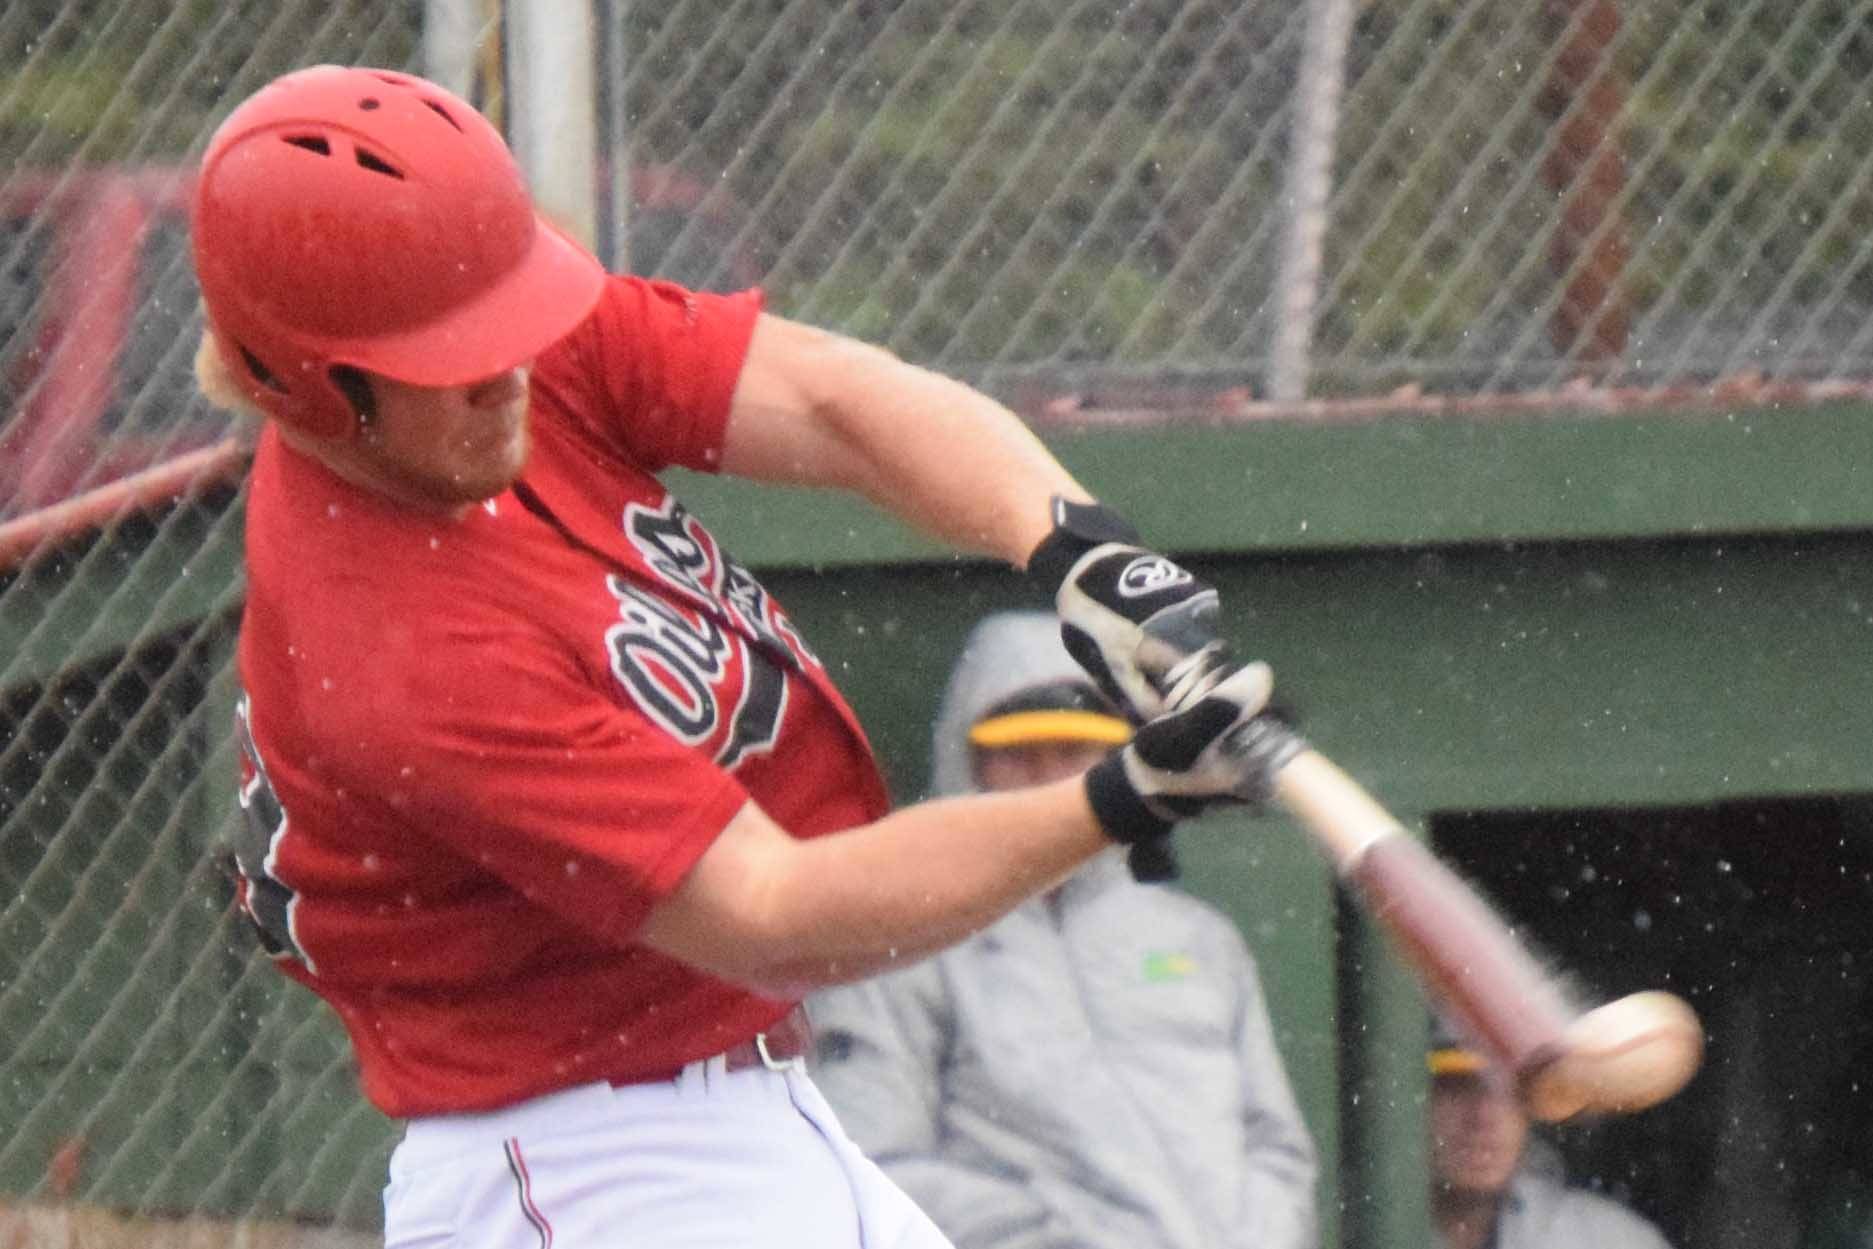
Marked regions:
[1083,661,1277,847]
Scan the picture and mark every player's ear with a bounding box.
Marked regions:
[328,366,379,430]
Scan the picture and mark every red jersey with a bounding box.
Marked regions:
[232,276,891,1117]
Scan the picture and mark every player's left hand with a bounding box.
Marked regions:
[1028,497,1233,720]
[1084,660,1278,848]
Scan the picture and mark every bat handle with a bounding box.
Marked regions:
[1235,714,1398,869]
[1268,747,1404,871]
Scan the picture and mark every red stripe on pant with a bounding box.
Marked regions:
[503,1138,554,1248]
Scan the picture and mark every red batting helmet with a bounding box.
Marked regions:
[191,65,605,439]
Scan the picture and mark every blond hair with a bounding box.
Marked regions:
[193,332,266,419]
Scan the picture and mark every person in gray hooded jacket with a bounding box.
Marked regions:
[1429,1019,1674,1249]
[809,611,1319,1249]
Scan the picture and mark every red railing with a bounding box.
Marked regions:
[0,435,249,576]
[0,168,202,515]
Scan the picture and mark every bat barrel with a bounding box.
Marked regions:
[1260,733,1701,1121]
[1348,834,1575,1082]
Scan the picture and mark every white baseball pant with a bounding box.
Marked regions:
[382,1055,956,1248]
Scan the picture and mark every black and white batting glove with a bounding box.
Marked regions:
[1027,497,1234,722]
[1083,662,1278,849]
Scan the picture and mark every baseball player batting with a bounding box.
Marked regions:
[195,66,1264,1248]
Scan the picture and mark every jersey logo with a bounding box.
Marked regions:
[604,497,811,768]
[232,693,312,969]
[625,497,819,670]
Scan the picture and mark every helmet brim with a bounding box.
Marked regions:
[339,215,606,387]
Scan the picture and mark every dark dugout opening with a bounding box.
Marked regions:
[1435,797,1873,1249]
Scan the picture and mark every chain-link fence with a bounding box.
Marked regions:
[3,0,1873,1237]
[1322,0,1873,396]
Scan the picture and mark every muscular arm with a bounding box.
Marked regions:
[638,776,1109,997]
[719,313,1093,567]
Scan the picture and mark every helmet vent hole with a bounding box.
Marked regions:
[239,345,289,394]
[354,148,405,180]
[282,134,331,157]
[422,99,463,132]
[358,97,381,111]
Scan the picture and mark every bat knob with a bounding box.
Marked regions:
[1521,990,1705,1122]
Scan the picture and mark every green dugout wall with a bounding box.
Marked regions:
[5,402,1872,1242]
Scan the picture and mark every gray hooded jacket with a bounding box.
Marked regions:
[809,612,1319,1249]
[1438,1172,1675,1249]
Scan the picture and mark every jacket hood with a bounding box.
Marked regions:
[929,611,1111,797]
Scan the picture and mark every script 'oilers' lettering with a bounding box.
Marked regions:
[231,693,311,968]
[606,579,731,743]
[604,496,803,767]
[625,498,821,671]
[1119,555,1193,597]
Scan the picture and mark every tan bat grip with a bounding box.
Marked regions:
[1268,748,1403,871]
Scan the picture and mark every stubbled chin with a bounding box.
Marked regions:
[454,464,523,505]
[421,455,525,509]
[459,427,530,501]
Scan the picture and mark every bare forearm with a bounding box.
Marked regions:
[641,646,1272,995]
[761,777,1106,987]
[643,776,1112,995]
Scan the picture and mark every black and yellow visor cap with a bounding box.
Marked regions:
[1427,1016,1490,1076]
[967,680,1132,749]
[1428,1046,1489,1077]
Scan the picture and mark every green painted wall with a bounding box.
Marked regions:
[758,532,1873,816]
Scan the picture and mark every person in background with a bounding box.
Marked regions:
[810,611,1318,1249]
[1429,1019,1673,1249]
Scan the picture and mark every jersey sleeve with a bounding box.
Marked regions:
[326,599,751,949]
[542,274,764,474]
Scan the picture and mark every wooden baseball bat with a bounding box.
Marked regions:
[1242,717,1703,1121]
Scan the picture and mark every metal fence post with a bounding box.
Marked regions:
[503,0,601,250]
[1269,0,1357,402]
[422,0,484,99]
